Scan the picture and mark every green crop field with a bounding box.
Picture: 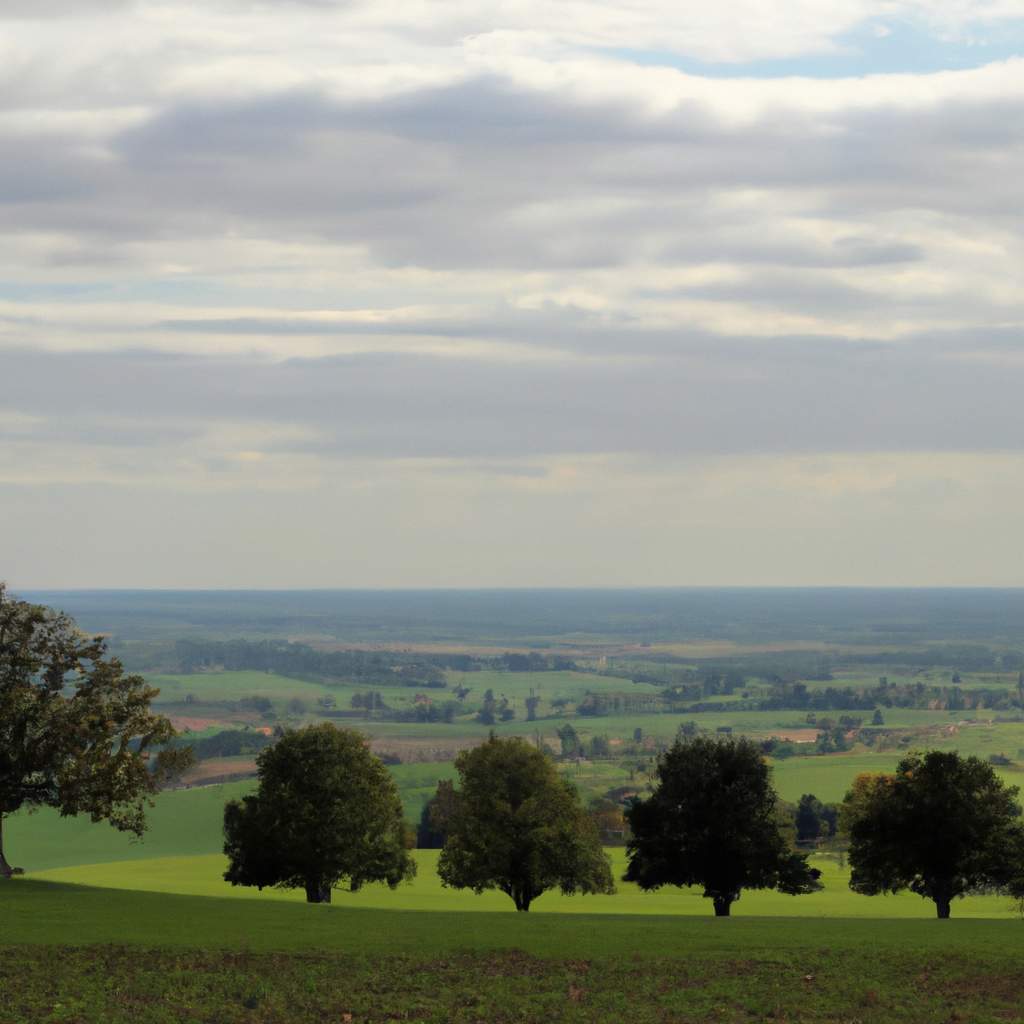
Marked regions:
[149,671,339,705]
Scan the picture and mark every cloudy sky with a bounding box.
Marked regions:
[3,0,1024,588]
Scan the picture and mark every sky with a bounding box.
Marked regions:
[2,0,1024,589]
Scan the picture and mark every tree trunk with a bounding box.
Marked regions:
[712,895,732,917]
[935,895,951,919]
[0,815,18,879]
[512,887,532,912]
[304,880,332,904]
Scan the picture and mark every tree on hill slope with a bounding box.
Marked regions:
[223,723,415,903]
[0,584,191,879]
[625,734,821,916]
[438,734,614,911]
[843,752,1024,918]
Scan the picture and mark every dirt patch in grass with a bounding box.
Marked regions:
[760,729,819,743]
[168,715,236,732]
[181,757,259,784]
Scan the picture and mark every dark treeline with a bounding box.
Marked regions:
[579,675,1024,717]
[607,649,1024,690]
[164,639,578,688]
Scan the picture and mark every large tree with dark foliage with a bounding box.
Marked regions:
[438,734,614,911]
[0,584,190,878]
[624,734,821,916]
[223,724,415,903]
[843,751,1024,918]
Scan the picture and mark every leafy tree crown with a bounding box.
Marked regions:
[437,734,613,910]
[624,734,820,913]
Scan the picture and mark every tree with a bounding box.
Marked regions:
[795,794,838,844]
[843,751,1024,918]
[416,778,457,849]
[437,735,614,911]
[223,723,414,903]
[0,584,191,878]
[477,689,497,726]
[525,691,540,722]
[588,796,627,844]
[624,735,821,916]
[556,722,580,758]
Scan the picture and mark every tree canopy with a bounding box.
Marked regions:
[223,723,415,903]
[624,734,821,916]
[437,734,614,911]
[0,584,190,878]
[843,751,1024,918]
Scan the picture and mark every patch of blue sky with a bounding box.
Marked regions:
[603,18,1024,78]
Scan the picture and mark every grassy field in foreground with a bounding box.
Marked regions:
[5,943,1024,1024]
[4,882,1024,1023]
[31,850,1021,919]
[5,879,1024,955]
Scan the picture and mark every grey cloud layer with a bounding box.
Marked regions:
[3,49,1024,475]
[5,337,1024,459]
[4,74,1021,266]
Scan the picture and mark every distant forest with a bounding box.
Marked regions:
[23,587,1024,647]
[161,638,578,687]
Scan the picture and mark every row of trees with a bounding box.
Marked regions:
[224,726,1024,918]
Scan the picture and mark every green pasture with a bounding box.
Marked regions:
[29,849,1021,919]
[771,753,902,802]
[389,762,458,821]
[149,670,338,705]
[826,668,1022,692]
[772,751,1023,803]
[2,773,449,872]
[3,782,251,871]
[150,668,661,719]
[2,767,458,874]
[6,883,1024,1024]
[6,879,1023,956]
